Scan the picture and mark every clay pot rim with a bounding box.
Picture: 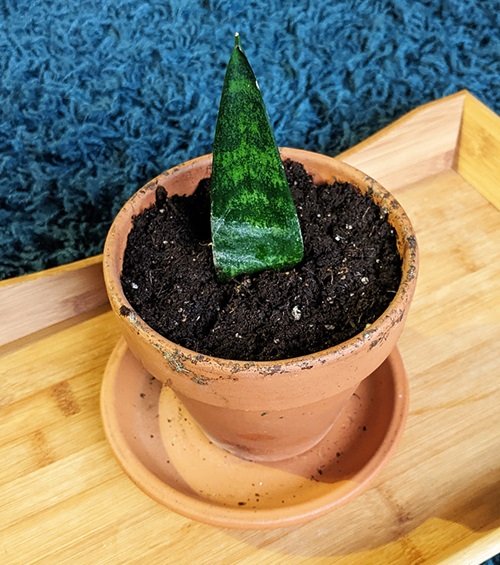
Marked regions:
[103,148,418,372]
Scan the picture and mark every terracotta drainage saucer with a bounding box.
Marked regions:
[101,339,409,529]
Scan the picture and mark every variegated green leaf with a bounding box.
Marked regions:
[210,34,304,280]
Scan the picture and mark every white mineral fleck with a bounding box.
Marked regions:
[291,305,302,321]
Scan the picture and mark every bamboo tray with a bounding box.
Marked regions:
[1,90,499,564]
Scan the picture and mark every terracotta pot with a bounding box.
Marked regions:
[103,148,418,462]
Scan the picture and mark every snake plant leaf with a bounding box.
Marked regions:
[210,34,304,280]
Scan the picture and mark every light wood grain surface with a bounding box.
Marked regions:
[0,255,107,348]
[1,90,499,564]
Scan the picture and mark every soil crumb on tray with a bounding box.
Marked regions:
[121,160,401,361]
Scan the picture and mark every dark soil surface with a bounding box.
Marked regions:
[121,160,401,361]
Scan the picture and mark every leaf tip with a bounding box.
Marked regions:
[234,32,241,49]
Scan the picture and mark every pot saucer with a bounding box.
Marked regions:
[101,339,409,529]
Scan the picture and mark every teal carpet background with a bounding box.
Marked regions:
[0,0,499,280]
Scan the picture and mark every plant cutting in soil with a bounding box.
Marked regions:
[210,33,303,279]
[121,35,402,361]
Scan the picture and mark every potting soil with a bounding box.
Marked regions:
[121,160,401,361]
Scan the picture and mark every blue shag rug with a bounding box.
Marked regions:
[0,0,499,280]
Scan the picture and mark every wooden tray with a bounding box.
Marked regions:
[1,90,499,564]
